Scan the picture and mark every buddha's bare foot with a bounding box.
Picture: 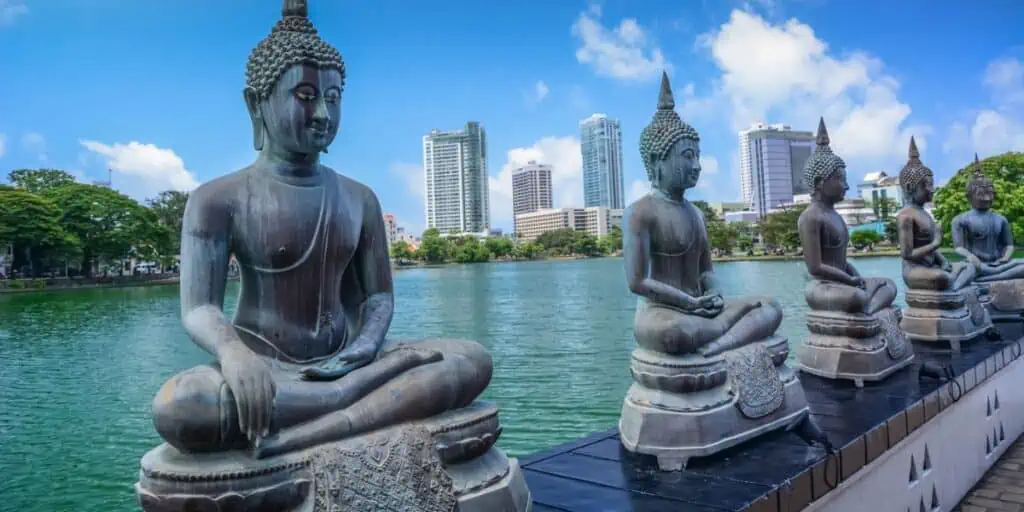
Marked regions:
[252,412,355,459]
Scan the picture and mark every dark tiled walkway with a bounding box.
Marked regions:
[958,434,1024,511]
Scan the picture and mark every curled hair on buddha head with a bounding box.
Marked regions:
[639,71,700,181]
[898,136,933,195]
[967,153,994,198]
[803,117,846,193]
[245,0,347,101]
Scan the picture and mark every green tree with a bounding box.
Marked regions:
[417,228,451,264]
[535,228,579,256]
[7,168,77,194]
[933,152,1024,246]
[571,233,602,257]
[884,219,899,244]
[146,190,189,256]
[0,187,79,276]
[760,204,807,251]
[453,241,491,263]
[512,241,542,260]
[850,229,883,250]
[484,237,514,259]
[390,240,414,262]
[44,183,160,276]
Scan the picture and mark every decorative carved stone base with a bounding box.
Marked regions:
[619,336,810,471]
[136,401,531,512]
[796,307,915,387]
[902,287,993,351]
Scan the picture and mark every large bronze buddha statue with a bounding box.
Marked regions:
[136,2,530,510]
[795,118,912,386]
[952,156,1024,334]
[897,138,992,351]
[618,72,809,471]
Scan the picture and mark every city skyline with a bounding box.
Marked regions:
[1,1,1021,235]
[580,113,625,209]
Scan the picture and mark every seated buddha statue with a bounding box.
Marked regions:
[952,156,1024,282]
[897,137,992,349]
[952,156,1024,333]
[618,72,808,471]
[137,2,529,510]
[795,118,911,385]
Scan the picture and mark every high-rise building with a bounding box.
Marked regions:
[423,122,490,235]
[511,161,553,234]
[738,123,814,218]
[580,114,625,209]
[382,213,399,247]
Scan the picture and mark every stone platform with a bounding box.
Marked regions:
[902,287,993,351]
[980,279,1024,341]
[796,308,915,387]
[522,337,1023,511]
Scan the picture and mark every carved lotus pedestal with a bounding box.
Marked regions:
[796,307,915,387]
[136,402,531,512]
[618,336,810,471]
[978,279,1024,340]
[901,286,993,352]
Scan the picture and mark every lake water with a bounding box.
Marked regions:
[0,256,908,511]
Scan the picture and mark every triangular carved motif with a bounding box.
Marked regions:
[923,445,932,471]
[919,496,926,512]
[995,427,1000,445]
[931,484,939,510]
[986,435,992,455]
[909,454,919,482]
[1001,422,1006,442]
[987,396,992,416]
[995,390,1000,410]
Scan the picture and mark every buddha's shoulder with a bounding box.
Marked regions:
[324,167,379,205]
[185,169,252,213]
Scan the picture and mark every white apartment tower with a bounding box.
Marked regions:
[511,161,553,235]
[423,122,490,235]
[739,123,815,218]
[580,114,625,209]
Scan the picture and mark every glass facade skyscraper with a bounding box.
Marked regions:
[580,114,624,209]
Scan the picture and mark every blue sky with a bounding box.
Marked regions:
[1,0,1022,234]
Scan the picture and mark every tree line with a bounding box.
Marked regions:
[0,168,187,278]
[391,226,624,264]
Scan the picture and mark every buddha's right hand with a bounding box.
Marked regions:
[220,345,276,443]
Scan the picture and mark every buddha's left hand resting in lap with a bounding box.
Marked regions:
[797,118,897,316]
[625,72,783,359]
[152,0,491,460]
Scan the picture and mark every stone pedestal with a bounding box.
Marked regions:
[979,279,1024,340]
[619,336,810,471]
[796,307,914,387]
[901,286,993,351]
[136,401,531,512]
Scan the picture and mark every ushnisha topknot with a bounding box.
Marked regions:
[245,0,346,100]
[639,71,701,180]
[898,136,933,194]
[803,117,847,192]
[967,153,994,198]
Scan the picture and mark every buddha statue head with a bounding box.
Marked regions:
[244,0,346,156]
[639,72,701,196]
[803,117,848,204]
[898,136,934,206]
[967,153,995,211]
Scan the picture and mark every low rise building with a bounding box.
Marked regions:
[514,207,623,241]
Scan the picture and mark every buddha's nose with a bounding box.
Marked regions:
[312,100,329,124]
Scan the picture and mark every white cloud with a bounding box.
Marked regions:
[701,155,720,174]
[571,6,669,82]
[0,133,6,160]
[0,0,27,26]
[944,56,1024,158]
[534,81,549,102]
[627,180,650,203]
[689,10,928,164]
[21,131,46,162]
[489,136,583,227]
[79,140,199,199]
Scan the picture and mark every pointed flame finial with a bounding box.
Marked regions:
[657,71,675,111]
[908,136,920,160]
[283,0,308,18]
[973,153,983,175]
[815,117,830,148]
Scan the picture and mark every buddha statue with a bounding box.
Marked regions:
[618,72,809,471]
[135,2,531,510]
[897,137,993,351]
[794,118,912,386]
[952,156,1024,333]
